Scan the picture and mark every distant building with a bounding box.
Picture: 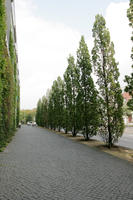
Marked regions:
[123,92,133,124]
[123,92,132,102]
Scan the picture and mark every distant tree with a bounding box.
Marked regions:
[92,15,124,148]
[41,96,48,128]
[26,114,32,122]
[64,55,78,136]
[63,81,69,134]
[127,99,133,111]
[20,109,36,124]
[36,99,42,126]
[56,77,64,131]
[125,0,133,106]
[123,102,133,117]
[49,77,64,131]
[48,89,54,129]
[77,36,99,140]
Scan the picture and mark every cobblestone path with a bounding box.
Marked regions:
[0,125,133,200]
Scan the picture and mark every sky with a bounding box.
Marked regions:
[15,0,132,109]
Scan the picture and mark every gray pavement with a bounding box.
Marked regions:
[0,125,133,200]
[114,127,133,149]
[117,132,133,149]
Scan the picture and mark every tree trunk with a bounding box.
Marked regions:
[85,132,89,141]
[102,49,112,148]
[83,126,89,141]
[65,128,68,134]
[72,126,76,137]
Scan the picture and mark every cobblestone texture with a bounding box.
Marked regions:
[0,125,133,200]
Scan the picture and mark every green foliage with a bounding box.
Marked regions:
[41,96,48,127]
[16,85,20,127]
[26,114,32,122]
[36,14,126,147]
[77,36,100,140]
[0,0,6,135]
[36,39,100,139]
[9,30,16,129]
[64,55,78,135]
[9,30,15,65]
[125,74,133,97]
[0,0,20,149]
[20,109,36,123]
[127,99,133,111]
[48,77,64,131]
[92,15,124,147]
[36,99,42,126]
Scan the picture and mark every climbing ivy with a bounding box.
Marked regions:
[0,0,20,148]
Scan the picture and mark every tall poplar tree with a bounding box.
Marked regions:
[125,0,133,109]
[55,77,64,132]
[64,55,78,136]
[48,90,54,129]
[92,15,124,147]
[77,36,99,140]
[36,99,42,126]
[48,77,64,131]
[42,96,48,128]
[63,79,69,134]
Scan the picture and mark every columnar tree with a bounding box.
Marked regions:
[92,15,124,147]
[63,78,69,134]
[54,77,64,131]
[41,96,48,128]
[36,99,42,126]
[47,90,53,129]
[77,36,99,140]
[64,55,78,136]
[26,114,33,122]
[47,77,64,131]
[125,0,133,109]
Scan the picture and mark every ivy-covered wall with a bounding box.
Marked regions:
[0,0,20,148]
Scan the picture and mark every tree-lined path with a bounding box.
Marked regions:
[0,126,133,200]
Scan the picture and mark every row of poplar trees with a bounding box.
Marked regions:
[36,0,133,148]
[0,0,20,148]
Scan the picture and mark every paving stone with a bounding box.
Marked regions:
[0,125,133,200]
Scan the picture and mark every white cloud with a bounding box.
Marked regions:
[105,2,132,89]
[15,0,81,109]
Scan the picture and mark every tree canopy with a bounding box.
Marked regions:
[92,15,124,147]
